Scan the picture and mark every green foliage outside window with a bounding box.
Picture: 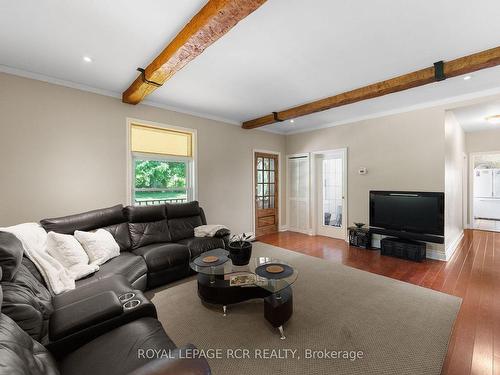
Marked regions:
[134,160,186,189]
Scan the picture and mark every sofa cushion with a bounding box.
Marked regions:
[101,222,132,252]
[165,201,201,219]
[41,205,126,234]
[125,205,171,249]
[0,313,59,375]
[75,253,147,289]
[133,243,190,273]
[168,216,203,242]
[1,264,53,342]
[0,231,24,281]
[59,318,176,375]
[177,237,226,259]
[125,204,166,222]
[128,221,171,249]
[40,205,132,251]
[165,201,206,241]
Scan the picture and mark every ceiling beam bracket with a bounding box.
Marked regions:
[272,112,284,122]
[137,68,163,88]
[433,61,446,81]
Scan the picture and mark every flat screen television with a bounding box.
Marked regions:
[369,191,444,237]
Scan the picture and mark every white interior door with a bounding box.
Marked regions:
[494,169,500,197]
[287,155,310,234]
[315,150,347,239]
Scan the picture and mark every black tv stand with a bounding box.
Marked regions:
[380,237,426,262]
[369,227,444,244]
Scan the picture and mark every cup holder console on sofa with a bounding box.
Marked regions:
[118,292,136,303]
[123,299,141,310]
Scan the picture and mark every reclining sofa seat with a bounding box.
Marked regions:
[167,202,228,258]
[125,201,229,289]
[40,205,148,291]
[125,204,191,289]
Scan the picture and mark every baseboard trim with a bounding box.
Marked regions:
[426,249,447,261]
[445,230,464,261]
[279,225,289,232]
[286,228,312,235]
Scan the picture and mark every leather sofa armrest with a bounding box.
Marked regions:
[214,229,230,249]
[48,290,157,359]
[49,291,122,341]
[213,228,230,238]
[129,345,211,375]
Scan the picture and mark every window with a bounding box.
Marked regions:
[256,155,277,209]
[129,122,195,206]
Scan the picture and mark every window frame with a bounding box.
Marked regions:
[126,118,197,206]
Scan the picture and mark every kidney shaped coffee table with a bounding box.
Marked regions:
[189,248,298,339]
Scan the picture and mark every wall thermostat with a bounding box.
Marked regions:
[358,167,368,175]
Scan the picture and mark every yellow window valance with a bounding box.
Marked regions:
[131,124,192,157]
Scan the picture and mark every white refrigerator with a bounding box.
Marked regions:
[474,169,500,220]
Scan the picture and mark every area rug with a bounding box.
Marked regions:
[148,242,461,375]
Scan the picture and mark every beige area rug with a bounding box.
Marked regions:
[148,242,461,375]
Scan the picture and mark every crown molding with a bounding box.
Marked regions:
[3,64,500,136]
[0,64,241,127]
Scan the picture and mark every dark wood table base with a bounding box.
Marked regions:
[197,273,293,339]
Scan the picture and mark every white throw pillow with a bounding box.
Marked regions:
[46,231,89,268]
[46,231,99,280]
[74,229,120,266]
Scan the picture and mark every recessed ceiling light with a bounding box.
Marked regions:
[485,115,500,124]
[83,56,93,63]
[290,119,294,123]
[463,75,472,80]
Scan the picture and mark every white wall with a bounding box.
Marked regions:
[0,73,286,233]
[466,128,500,153]
[444,112,465,259]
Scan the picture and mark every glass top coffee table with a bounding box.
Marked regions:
[190,248,298,339]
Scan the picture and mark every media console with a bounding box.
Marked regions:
[369,227,444,244]
[380,237,427,262]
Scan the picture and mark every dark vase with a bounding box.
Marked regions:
[228,241,252,266]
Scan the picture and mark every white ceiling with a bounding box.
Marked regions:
[452,99,500,133]
[1,0,500,134]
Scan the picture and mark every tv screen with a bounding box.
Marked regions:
[369,191,444,236]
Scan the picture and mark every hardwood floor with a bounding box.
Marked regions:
[257,229,499,375]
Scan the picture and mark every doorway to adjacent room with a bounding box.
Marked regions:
[470,151,500,232]
[312,149,347,240]
[254,151,279,237]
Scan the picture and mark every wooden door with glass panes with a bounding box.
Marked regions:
[255,152,279,237]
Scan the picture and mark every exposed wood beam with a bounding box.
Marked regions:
[242,46,500,129]
[123,0,267,105]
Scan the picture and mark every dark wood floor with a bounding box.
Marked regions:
[257,229,499,375]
